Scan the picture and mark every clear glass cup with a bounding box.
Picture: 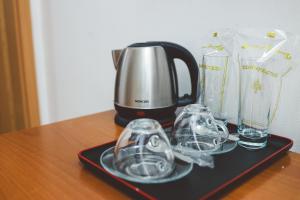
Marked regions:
[238,57,273,149]
[200,54,231,124]
[113,118,174,180]
[172,104,229,155]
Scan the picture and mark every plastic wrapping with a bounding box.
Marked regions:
[235,28,299,123]
[173,150,214,168]
[198,28,299,125]
[198,30,237,123]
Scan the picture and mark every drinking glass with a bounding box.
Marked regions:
[200,54,230,124]
[172,104,229,155]
[238,57,274,149]
[113,118,175,180]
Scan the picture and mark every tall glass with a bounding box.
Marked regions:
[238,57,274,149]
[200,54,230,124]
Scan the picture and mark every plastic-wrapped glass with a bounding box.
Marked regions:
[236,29,297,123]
[200,54,231,124]
[238,57,274,149]
[199,31,235,124]
[236,29,298,149]
[113,118,174,180]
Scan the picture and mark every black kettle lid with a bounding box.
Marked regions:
[128,41,169,48]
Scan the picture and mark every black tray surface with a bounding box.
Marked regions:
[78,134,292,200]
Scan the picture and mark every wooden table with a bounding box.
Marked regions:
[1,110,300,200]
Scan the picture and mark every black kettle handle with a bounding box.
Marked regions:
[160,42,199,106]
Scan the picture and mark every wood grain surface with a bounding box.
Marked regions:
[0,110,299,200]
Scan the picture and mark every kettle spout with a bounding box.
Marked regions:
[112,49,123,70]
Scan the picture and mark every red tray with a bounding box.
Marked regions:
[78,134,292,200]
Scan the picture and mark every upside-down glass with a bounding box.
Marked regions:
[238,57,273,149]
[172,104,229,155]
[113,118,174,180]
[200,54,231,124]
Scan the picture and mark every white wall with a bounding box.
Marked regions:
[30,0,300,152]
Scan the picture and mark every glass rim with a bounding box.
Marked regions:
[203,54,231,58]
[238,56,265,62]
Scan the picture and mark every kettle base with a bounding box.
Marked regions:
[114,104,177,128]
[114,113,176,128]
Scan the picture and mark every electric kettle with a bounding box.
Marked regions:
[112,41,199,127]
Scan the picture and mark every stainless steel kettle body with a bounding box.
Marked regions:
[112,42,199,127]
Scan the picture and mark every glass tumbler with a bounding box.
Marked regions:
[113,118,174,180]
[200,54,230,124]
[238,57,274,149]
